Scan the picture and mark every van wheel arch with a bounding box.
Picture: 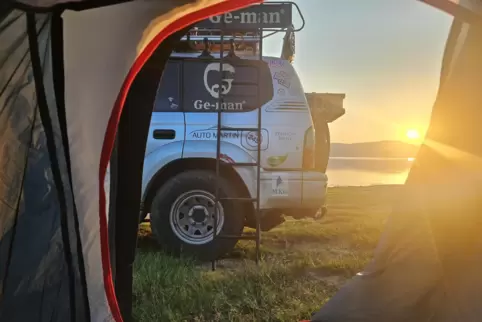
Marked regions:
[142,158,253,221]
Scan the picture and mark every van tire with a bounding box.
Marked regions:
[149,170,244,261]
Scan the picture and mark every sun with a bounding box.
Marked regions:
[406,129,420,140]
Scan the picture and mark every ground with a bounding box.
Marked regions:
[133,185,401,322]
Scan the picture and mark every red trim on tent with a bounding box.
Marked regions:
[98,0,263,321]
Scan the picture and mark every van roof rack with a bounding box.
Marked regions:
[180,34,261,43]
[174,2,304,60]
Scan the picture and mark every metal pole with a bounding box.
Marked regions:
[255,28,263,264]
[212,18,225,271]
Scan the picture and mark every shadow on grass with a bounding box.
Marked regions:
[136,221,379,263]
[136,225,266,263]
[136,235,161,253]
[132,243,372,321]
[133,251,343,322]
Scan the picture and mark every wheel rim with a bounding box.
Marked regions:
[169,190,225,245]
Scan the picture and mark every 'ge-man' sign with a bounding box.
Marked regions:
[197,3,293,30]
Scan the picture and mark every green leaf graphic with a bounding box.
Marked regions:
[267,154,288,167]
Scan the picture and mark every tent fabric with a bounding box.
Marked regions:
[0,10,90,321]
[311,1,482,322]
[108,26,191,319]
[0,0,262,321]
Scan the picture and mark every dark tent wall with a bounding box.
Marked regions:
[312,1,482,322]
[108,26,190,320]
[0,9,89,321]
[0,0,262,321]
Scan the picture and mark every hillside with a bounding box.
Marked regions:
[330,140,420,158]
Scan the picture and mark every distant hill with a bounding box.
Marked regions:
[330,140,420,158]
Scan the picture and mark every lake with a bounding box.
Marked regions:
[326,157,413,187]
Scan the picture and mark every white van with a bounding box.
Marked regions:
[140,11,340,260]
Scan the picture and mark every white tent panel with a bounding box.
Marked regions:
[63,4,161,319]
[62,0,261,320]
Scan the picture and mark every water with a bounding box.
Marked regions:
[326,157,414,187]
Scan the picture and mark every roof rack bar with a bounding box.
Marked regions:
[180,35,261,43]
[192,28,258,33]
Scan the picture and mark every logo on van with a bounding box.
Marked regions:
[204,62,235,99]
[194,63,247,111]
[267,154,288,167]
[189,126,241,140]
[246,131,262,148]
[241,129,269,151]
[273,71,291,89]
[272,174,288,196]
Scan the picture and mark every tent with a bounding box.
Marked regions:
[0,0,260,321]
[2,0,481,321]
[311,1,482,321]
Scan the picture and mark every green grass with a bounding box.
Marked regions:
[133,185,402,322]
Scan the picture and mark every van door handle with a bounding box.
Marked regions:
[153,129,176,140]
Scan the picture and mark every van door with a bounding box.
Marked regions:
[145,60,185,156]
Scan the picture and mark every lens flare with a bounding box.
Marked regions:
[406,129,420,140]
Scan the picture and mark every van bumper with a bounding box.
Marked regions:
[259,170,328,216]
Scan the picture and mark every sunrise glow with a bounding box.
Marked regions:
[406,129,420,140]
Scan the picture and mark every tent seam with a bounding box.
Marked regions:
[49,11,92,321]
[27,12,78,322]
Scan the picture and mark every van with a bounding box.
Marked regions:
[139,10,341,260]
[139,53,335,259]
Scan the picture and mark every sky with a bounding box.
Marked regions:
[262,0,454,143]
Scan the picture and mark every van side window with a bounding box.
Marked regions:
[153,61,181,112]
[182,60,273,113]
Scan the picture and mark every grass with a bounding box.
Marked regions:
[133,185,402,322]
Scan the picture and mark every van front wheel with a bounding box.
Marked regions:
[149,170,244,261]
